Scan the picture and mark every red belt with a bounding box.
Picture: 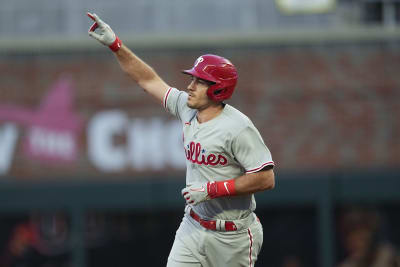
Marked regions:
[190,209,237,231]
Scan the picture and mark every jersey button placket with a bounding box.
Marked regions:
[193,123,200,139]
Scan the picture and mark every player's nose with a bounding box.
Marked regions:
[187,80,196,91]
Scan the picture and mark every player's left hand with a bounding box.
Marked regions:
[181,182,212,206]
[87,12,116,45]
[87,12,122,52]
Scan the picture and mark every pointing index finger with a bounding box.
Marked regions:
[87,12,100,32]
[87,12,96,21]
[91,13,105,26]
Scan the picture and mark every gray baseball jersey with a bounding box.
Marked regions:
[164,87,274,221]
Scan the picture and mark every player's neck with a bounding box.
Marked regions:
[196,103,224,124]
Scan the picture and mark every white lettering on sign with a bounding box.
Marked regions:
[0,123,18,175]
[128,118,164,170]
[28,127,74,159]
[88,110,128,172]
[88,110,185,172]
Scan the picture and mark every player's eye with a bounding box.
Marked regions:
[198,79,214,86]
[190,76,197,83]
[198,79,207,85]
[189,76,213,86]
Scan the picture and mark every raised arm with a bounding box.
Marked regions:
[87,12,170,103]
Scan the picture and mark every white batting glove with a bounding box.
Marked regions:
[182,180,236,206]
[181,182,212,206]
[87,12,122,52]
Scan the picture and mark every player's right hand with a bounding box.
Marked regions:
[87,12,122,52]
[182,180,236,205]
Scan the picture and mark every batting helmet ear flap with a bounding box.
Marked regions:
[206,83,236,102]
[210,88,229,101]
[212,88,223,95]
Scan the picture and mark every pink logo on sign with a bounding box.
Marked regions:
[0,77,83,163]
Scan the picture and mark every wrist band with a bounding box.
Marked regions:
[109,36,122,52]
[208,179,236,199]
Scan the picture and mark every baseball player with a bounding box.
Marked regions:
[87,12,275,267]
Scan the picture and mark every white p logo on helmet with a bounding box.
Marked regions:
[194,56,204,67]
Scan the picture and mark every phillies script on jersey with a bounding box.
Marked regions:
[185,141,227,166]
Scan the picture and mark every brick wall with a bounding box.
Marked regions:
[0,44,399,179]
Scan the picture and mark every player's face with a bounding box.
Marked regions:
[186,76,214,110]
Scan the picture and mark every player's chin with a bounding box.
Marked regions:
[187,102,196,109]
[187,99,196,109]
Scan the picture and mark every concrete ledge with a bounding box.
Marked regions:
[1,26,400,53]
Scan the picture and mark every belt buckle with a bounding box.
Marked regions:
[190,208,237,231]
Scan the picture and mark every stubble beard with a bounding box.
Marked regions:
[186,97,202,109]
[187,99,209,111]
[186,101,196,109]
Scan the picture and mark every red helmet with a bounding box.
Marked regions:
[182,54,238,102]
